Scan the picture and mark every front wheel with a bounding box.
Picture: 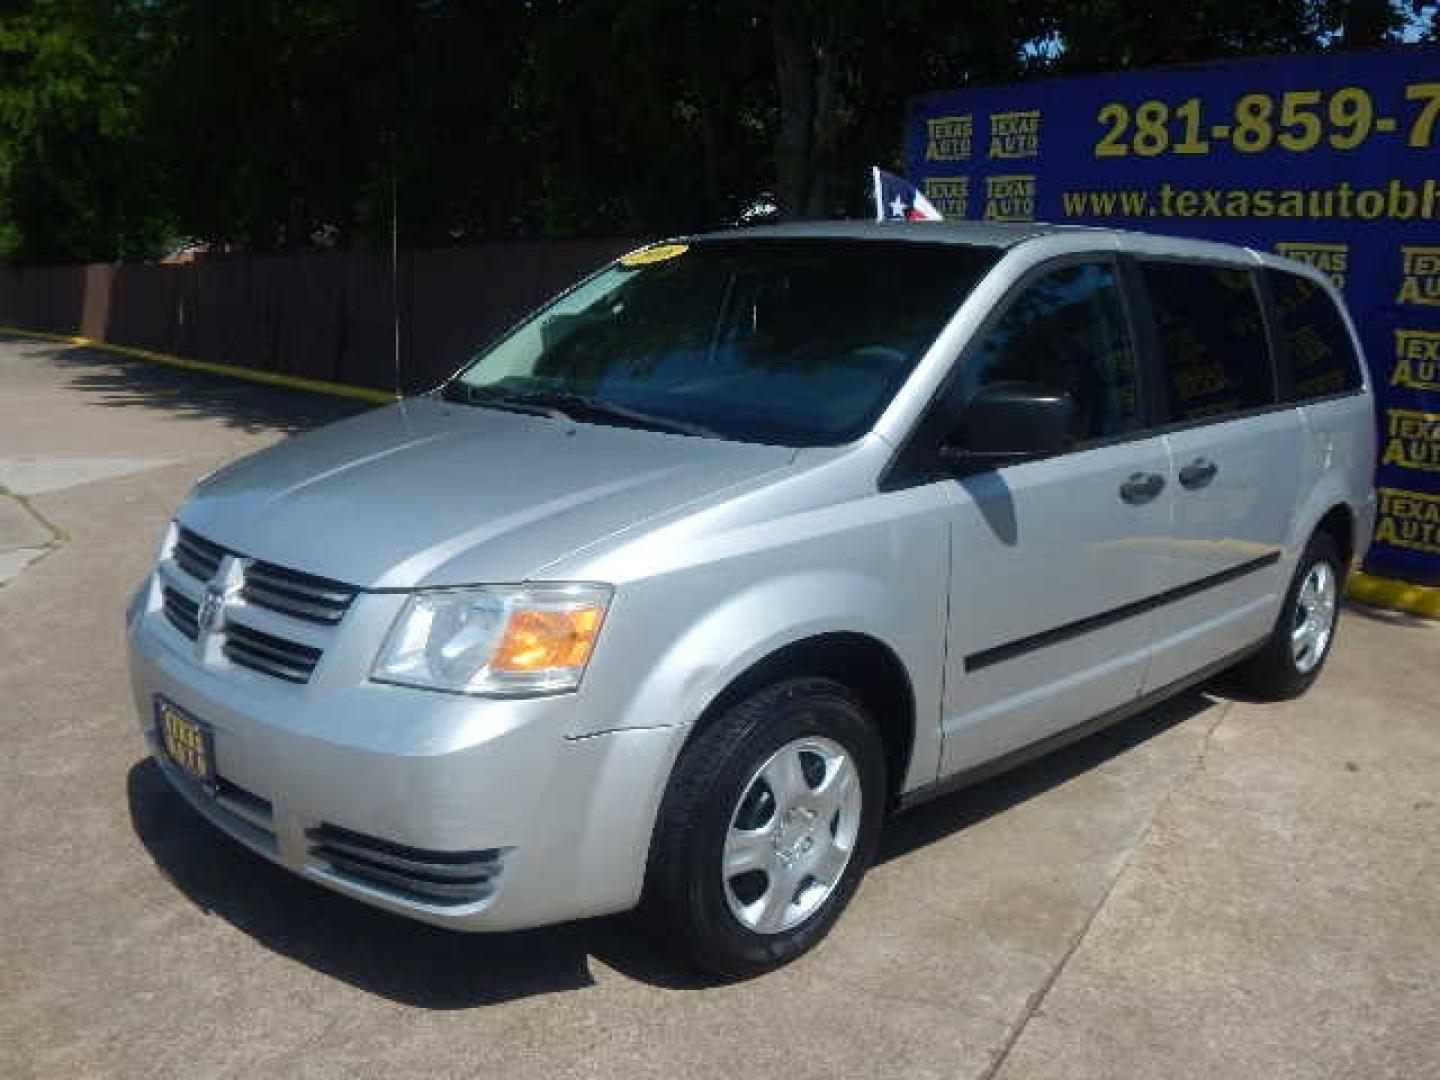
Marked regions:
[1232,532,1344,700]
[645,677,885,978]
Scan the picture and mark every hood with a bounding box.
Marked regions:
[181,396,796,588]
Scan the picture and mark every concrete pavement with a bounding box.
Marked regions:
[1,336,1436,1079]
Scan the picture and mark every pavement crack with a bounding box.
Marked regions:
[976,700,1233,1080]
[1,483,69,546]
[0,484,68,587]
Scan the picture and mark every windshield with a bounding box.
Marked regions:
[444,238,1001,446]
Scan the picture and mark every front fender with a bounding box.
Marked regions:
[569,558,947,795]
[554,567,945,918]
[552,476,955,909]
[643,570,929,748]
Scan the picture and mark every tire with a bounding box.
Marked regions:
[1232,532,1344,700]
[645,677,885,978]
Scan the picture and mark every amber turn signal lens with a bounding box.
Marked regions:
[490,606,605,672]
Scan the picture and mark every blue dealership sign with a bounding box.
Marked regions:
[908,47,1440,586]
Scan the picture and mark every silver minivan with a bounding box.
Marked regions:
[126,222,1376,976]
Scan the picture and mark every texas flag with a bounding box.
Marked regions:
[872,167,943,222]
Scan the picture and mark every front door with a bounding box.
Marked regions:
[934,259,1172,778]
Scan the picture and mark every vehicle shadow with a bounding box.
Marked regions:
[878,688,1215,863]
[4,336,372,434]
[125,758,715,1007]
[128,687,1221,1006]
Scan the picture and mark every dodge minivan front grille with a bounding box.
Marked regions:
[242,561,356,624]
[308,823,506,906]
[162,586,200,639]
[163,527,356,685]
[222,621,323,683]
[174,527,225,582]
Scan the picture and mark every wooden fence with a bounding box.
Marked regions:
[0,240,636,393]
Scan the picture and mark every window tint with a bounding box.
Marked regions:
[1141,261,1273,422]
[449,240,1000,447]
[959,261,1141,441]
[1265,269,1362,400]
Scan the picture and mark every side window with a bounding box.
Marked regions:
[960,261,1141,441]
[1265,268,1363,400]
[1140,261,1273,422]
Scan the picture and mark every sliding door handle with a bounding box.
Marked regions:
[1119,472,1165,505]
[1178,458,1219,489]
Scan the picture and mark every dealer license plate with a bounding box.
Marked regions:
[154,696,215,788]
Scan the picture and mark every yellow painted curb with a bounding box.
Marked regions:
[1346,571,1440,619]
[0,326,397,405]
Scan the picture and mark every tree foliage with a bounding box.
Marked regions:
[0,0,1429,263]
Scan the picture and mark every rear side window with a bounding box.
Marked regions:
[1141,261,1273,422]
[959,261,1141,441]
[1265,269,1363,400]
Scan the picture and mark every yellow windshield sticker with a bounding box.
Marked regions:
[620,243,689,267]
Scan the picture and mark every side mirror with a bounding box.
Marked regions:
[940,381,1077,468]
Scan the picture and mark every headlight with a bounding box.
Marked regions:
[371,583,611,696]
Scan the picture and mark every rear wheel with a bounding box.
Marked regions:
[1232,532,1344,700]
[646,677,884,978]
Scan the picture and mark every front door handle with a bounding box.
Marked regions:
[1119,472,1165,505]
[1178,458,1219,490]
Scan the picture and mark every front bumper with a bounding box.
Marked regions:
[126,577,683,932]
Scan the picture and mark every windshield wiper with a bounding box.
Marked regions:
[504,390,719,439]
[441,382,570,421]
[443,383,717,438]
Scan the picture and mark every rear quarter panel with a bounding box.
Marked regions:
[1278,262,1378,565]
[1293,392,1378,565]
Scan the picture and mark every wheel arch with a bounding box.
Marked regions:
[1289,475,1364,575]
[1312,502,1356,573]
[685,631,917,809]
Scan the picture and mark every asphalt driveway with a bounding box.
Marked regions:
[2,336,1436,1079]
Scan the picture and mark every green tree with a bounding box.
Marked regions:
[0,0,1428,262]
[0,0,172,261]
[1328,0,1407,45]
